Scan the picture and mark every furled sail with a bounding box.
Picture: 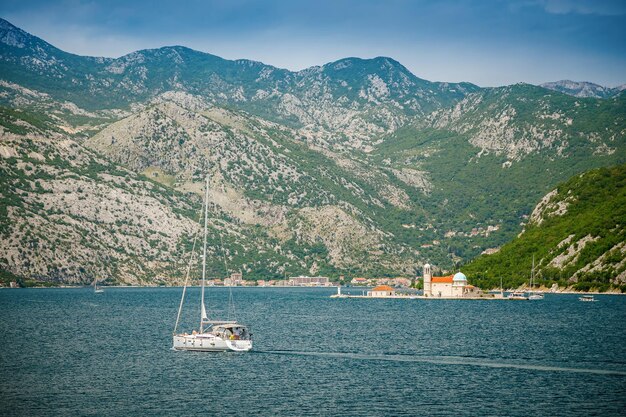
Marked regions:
[201,302,208,320]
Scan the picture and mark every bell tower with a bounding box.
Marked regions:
[423,263,432,297]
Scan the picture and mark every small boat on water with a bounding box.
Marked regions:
[93,278,104,294]
[579,295,598,302]
[507,256,543,300]
[527,255,544,301]
[172,175,252,353]
[507,291,528,300]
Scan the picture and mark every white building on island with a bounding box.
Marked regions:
[422,264,482,298]
[367,285,396,297]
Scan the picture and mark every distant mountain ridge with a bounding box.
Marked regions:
[0,17,478,151]
[540,80,626,99]
[3,17,623,106]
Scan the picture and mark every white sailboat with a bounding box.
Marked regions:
[172,175,252,352]
[528,255,544,300]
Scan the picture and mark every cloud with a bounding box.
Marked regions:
[537,0,626,15]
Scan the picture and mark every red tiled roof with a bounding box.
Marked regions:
[372,285,394,292]
[431,276,453,283]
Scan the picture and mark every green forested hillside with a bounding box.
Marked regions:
[463,164,626,292]
[374,87,626,264]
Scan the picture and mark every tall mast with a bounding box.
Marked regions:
[530,253,535,291]
[200,175,210,333]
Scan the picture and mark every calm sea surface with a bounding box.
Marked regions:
[1,287,625,416]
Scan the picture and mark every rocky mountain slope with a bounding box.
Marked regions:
[425,83,625,161]
[370,84,625,262]
[462,164,626,292]
[0,97,421,285]
[3,105,398,285]
[84,94,421,272]
[0,114,196,285]
[1,17,625,285]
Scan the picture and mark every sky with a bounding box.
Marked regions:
[1,0,625,87]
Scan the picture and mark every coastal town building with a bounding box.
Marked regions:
[223,272,243,286]
[288,276,330,286]
[382,277,411,287]
[422,264,482,298]
[349,277,412,287]
[367,285,396,297]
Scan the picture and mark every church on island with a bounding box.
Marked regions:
[422,264,482,298]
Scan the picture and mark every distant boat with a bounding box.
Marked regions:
[172,175,252,353]
[528,255,544,301]
[93,278,104,294]
[507,291,528,300]
[579,295,598,302]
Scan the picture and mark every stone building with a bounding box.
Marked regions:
[422,264,481,298]
[367,285,395,297]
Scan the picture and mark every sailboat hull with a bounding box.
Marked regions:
[173,334,252,352]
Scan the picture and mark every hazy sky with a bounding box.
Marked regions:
[2,0,625,87]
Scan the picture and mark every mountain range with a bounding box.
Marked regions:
[0,17,624,287]
[540,80,626,99]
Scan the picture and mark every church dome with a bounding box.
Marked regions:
[453,272,467,282]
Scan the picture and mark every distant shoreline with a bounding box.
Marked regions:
[2,284,624,295]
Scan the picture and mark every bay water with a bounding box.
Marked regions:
[1,287,625,416]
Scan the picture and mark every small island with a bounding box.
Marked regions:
[332,264,503,300]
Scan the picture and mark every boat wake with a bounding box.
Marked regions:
[258,350,626,376]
